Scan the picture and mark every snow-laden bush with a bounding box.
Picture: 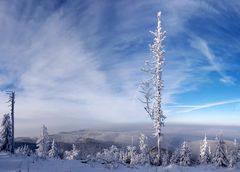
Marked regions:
[96,145,121,169]
[16,145,32,156]
[124,145,141,166]
[96,145,120,163]
[64,144,80,160]
[139,134,150,165]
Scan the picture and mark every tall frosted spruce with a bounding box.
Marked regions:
[140,12,166,164]
[199,134,211,164]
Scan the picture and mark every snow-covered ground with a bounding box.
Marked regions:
[0,153,239,172]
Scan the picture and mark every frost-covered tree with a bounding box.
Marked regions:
[179,141,191,166]
[16,144,31,156]
[48,139,59,159]
[126,145,139,166]
[65,144,80,160]
[162,150,170,166]
[139,133,149,165]
[199,134,211,164]
[228,139,238,168]
[212,135,228,167]
[140,11,166,164]
[0,114,12,152]
[170,147,180,165]
[36,125,50,158]
[96,145,120,163]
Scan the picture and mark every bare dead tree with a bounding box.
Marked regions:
[140,12,166,164]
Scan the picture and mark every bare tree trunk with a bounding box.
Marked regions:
[11,92,15,154]
[157,133,161,165]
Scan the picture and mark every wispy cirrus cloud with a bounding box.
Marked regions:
[190,36,235,85]
[172,98,240,113]
[0,0,239,136]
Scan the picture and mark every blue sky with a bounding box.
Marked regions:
[0,0,240,136]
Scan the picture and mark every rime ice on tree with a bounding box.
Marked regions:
[140,11,166,164]
[36,125,50,158]
[0,114,12,152]
[199,134,211,164]
[139,133,149,165]
[49,139,59,159]
[228,138,238,168]
[65,144,80,160]
[212,135,228,167]
[179,141,192,166]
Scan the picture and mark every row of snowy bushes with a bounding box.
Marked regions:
[14,134,240,169]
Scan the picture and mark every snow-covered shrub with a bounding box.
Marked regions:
[96,145,121,169]
[96,145,120,163]
[65,144,80,160]
[16,145,32,156]
[139,134,150,165]
[126,145,140,166]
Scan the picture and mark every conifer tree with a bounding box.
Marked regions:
[170,147,180,165]
[199,134,211,164]
[0,114,12,152]
[49,139,59,158]
[162,150,170,166]
[212,135,228,167]
[228,139,238,168]
[36,125,50,158]
[179,141,191,166]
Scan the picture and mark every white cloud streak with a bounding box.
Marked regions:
[173,99,240,113]
[190,36,235,85]
[0,0,237,136]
